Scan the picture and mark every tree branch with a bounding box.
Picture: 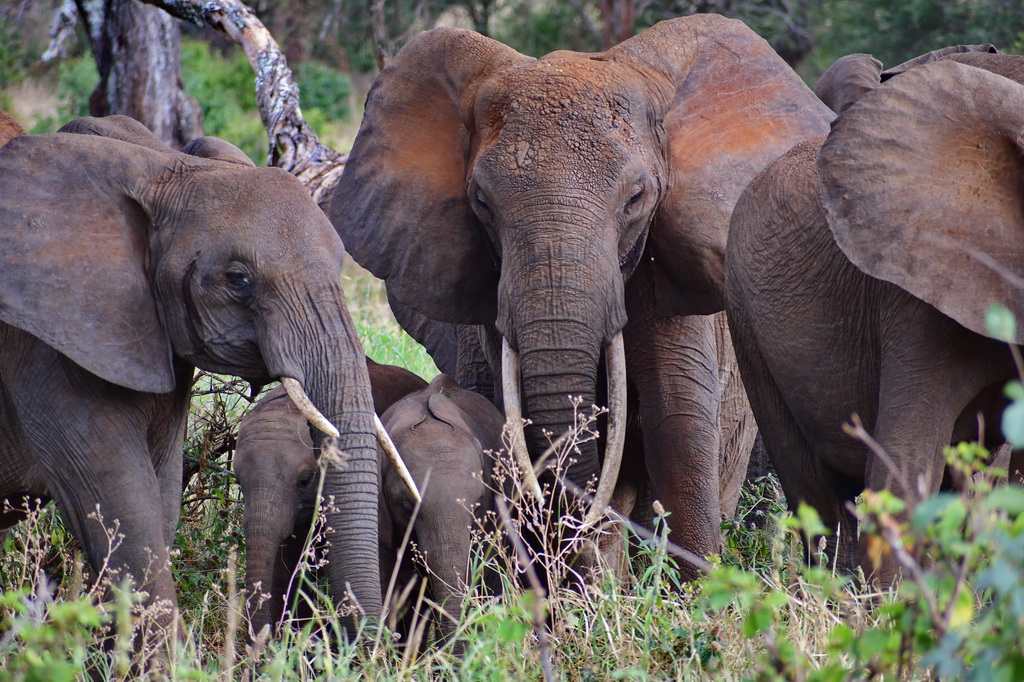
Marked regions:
[41,0,78,63]
[139,0,346,205]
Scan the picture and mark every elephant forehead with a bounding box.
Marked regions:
[163,166,343,257]
[476,63,650,168]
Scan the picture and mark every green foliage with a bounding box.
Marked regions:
[805,0,1024,78]
[295,62,353,121]
[0,16,40,89]
[180,40,267,163]
[493,1,593,56]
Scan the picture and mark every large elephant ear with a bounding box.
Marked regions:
[820,60,1024,343]
[329,28,534,324]
[813,54,883,115]
[0,133,176,392]
[607,15,835,315]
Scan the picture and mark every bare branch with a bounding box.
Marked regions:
[41,0,78,63]
[139,0,347,204]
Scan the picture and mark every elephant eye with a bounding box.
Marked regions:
[224,268,253,295]
[297,471,315,490]
[625,186,645,211]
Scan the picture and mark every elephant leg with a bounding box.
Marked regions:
[868,302,1016,583]
[149,364,192,551]
[2,334,181,631]
[726,307,859,572]
[625,309,721,580]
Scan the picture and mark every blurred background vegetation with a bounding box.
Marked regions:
[2,0,1022,159]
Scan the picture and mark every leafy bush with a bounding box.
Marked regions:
[0,16,39,89]
[180,39,267,163]
[295,62,352,122]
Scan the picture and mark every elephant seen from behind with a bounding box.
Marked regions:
[329,15,834,574]
[726,53,1024,583]
[0,115,388,641]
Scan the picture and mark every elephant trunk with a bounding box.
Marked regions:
[498,217,626,501]
[265,279,383,639]
[418,516,473,652]
[243,496,297,638]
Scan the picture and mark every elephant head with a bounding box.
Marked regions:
[0,116,382,638]
[378,374,506,649]
[235,357,427,636]
[331,15,832,513]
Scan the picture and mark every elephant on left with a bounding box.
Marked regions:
[0,114,385,641]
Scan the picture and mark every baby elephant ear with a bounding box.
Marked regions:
[426,392,474,435]
[813,54,883,115]
[0,133,176,392]
[881,43,998,80]
[181,137,256,166]
[608,15,834,316]
[820,60,1024,343]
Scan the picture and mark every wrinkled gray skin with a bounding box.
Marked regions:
[378,374,506,651]
[330,16,833,575]
[0,115,381,639]
[235,357,427,637]
[727,53,1024,584]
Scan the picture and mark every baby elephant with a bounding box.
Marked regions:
[235,357,427,637]
[378,374,506,650]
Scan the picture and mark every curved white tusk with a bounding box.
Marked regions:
[502,337,544,502]
[281,377,340,438]
[375,414,422,504]
[584,331,627,527]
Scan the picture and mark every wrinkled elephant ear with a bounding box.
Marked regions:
[819,60,1024,343]
[813,53,883,115]
[330,28,534,324]
[0,133,176,392]
[607,15,835,316]
[59,115,172,152]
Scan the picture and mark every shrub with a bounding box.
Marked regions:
[180,39,267,163]
[295,62,352,122]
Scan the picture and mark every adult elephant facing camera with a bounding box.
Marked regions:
[331,15,833,572]
[0,115,383,639]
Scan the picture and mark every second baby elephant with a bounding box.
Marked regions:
[377,373,507,650]
[235,358,427,637]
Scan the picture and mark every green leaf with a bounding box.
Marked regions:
[855,628,891,660]
[1002,400,1024,448]
[1005,380,1024,402]
[497,618,529,643]
[983,486,1024,516]
[985,303,1017,341]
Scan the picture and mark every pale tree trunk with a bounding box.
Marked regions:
[76,0,202,149]
[138,0,347,201]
